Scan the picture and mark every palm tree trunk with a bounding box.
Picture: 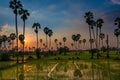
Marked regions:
[15,13,19,63]
[96,27,98,49]
[99,29,101,49]
[117,37,119,54]
[36,33,38,49]
[46,34,47,48]
[22,20,25,63]
[92,28,96,47]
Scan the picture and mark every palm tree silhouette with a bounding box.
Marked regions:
[114,28,120,52]
[83,39,86,49]
[71,43,74,50]
[19,34,24,62]
[44,27,49,48]
[115,17,120,28]
[9,0,23,63]
[10,33,16,50]
[32,23,41,49]
[84,11,93,51]
[48,29,53,50]
[63,37,67,47]
[40,39,43,49]
[96,19,104,49]
[99,33,105,48]
[78,40,82,50]
[19,8,30,54]
[7,37,12,50]
[59,42,62,48]
[2,35,7,50]
[0,36,2,50]
[54,39,58,50]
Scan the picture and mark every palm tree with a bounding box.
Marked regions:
[59,42,62,48]
[63,37,67,47]
[32,22,41,49]
[54,39,58,50]
[96,19,104,49]
[99,33,105,48]
[44,27,49,48]
[19,34,24,62]
[78,40,82,50]
[0,37,2,50]
[84,11,94,51]
[40,39,42,49]
[115,17,120,28]
[72,35,76,50]
[7,37,12,50]
[89,39,95,59]
[71,43,74,50]
[19,8,30,54]
[48,29,53,50]
[114,28,120,52]
[2,35,7,49]
[83,39,86,49]
[10,33,16,50]
[90,20,96,42]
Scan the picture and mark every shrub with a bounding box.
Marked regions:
[73,69,82,77]
[0,52,11,61]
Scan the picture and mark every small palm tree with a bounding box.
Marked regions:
[10,33,16,50]
[40,39,42,48]
[32,23,41,49]
[48,29,53,50]
[63,37,67,47]
[0,36,2,50]
[59,42,62,48]
[2,35,7,49]
[78,40,82,50]
[83,39,86,49]
[54,39,58,50]
[7,37,12,50]
[71,43,74,50]
[44,27,49,48]
[99,33,105,48]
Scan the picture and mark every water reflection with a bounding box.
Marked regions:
[0,60,120,80]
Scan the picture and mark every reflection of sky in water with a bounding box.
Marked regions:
[0,60,120,80]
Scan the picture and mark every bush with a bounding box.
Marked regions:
[0,52,11,61]
[73,69,82,77]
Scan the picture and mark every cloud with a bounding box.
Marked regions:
[111,0,120,4]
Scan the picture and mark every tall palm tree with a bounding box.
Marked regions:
[114,28,120,52]
[96,19,104,49]
[90,20,96,42]
[19,8,30,54]
[84,11,94,51]
[83,39,86,49]
[10,33,16,50]
[32,23,41,49]
[54,39,58,50]
[19,34,24,62]
[48,29,53,50]
[44,27,49,48]
[115,17,120,29]
[9,0,23,63]
[40,39,42,49]
[99,33,105,48]
[63,37,67,47]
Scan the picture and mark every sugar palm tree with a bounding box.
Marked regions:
[84,11,94,51]
[54,39,58,50]
[114,28,120,52]
[48,29,53,50]
[32,23,41,49]
[10,33,16,50]
[83,39,86,49]
[19,34,24,62]
[40,39,42,48]
[44,27,49,48]
[99,33,105,48]
[59,42,62,48]
[2,35,7,49]
[9,0,23,63]
[78,40,82,50]
[71,43,74,50]
[19,8,30,53]
[96,19,104,49]
[89,39,95,59]
[90,20,96,42]
[63,37,67,47]
[115,17,120,28]
[7,37,12,50]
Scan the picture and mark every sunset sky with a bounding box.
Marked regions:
[0,0,120,49]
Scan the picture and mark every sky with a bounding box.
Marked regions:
[0,0,120,49]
